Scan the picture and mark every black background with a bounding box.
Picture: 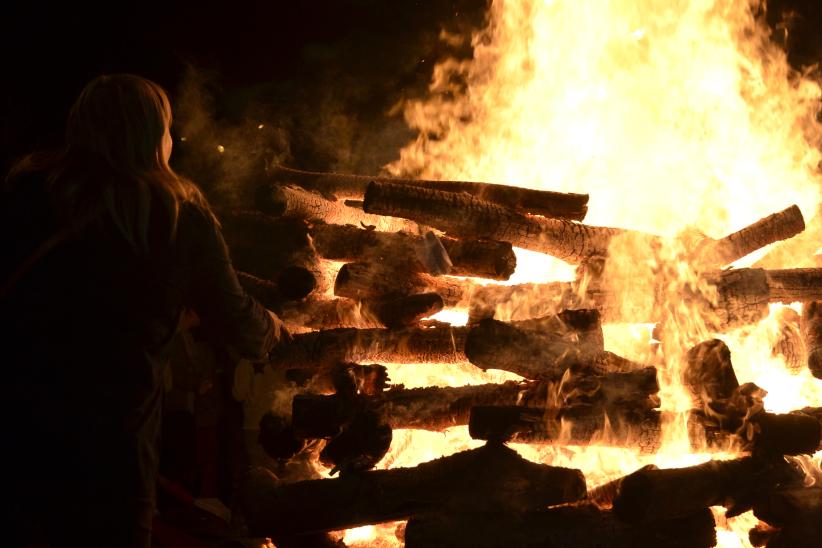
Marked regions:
[2,0,820,183]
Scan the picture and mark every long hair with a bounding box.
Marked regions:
[9,74,211,249]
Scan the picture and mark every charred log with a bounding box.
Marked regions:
[239,443,586,538]
[266,164,589,220]
[267,325,469,369]
[310,223,516,280]
[801,301,822,379]
[684,339,740,410]
[293,381,540,436]
[256,184,413,232]
[464,310,609,380]
[696,205,805,268]
[279,297,380,331]
[404,505,717,548]
[363,182,647,264]
[334,262,469,306]
[468,405,662,454]
[280,294,443,331]
[610,457,802,523]
[771,307,804,373]
[363,293,444,328]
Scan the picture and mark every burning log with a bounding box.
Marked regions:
[237,268,317,308]
[266,164,590,220]
[695,205,805,268]
[683,339,739,409]
[363,181,647,264]
[403,505,717,548]
[267,325,469,369]
[280,295,443,331]
[279,297,380,331]
[256,184,413,232]
[334,262,469,306]
[310,223,517,280]
[689,406,822,457]
[292,381,534,435]
[749,485,822,547]
[608,457,801,523]
[363,293,444,328]
[467,280,599,323]
[753,485,822,528]
[468,405,663,454]
[771,307,804,373]
[293,366,658,439]
[464,310,610,380]
[801,301,822,378]
[754,205,822,270]
[467,268,822,328]
[239,443,586,538]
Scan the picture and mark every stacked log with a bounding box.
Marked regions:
[240,443,586,540]
[228,165,822,547]
[265,164,590,220]
[310,222,516,280]
[363,181,642,264]
[404,505,717,548]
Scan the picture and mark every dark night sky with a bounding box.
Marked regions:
[2,0,821,182]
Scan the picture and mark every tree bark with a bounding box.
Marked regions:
[683,339,740,410]
[468,405,663,454]
[363,181,650,264]
[267,325,469,369]
[695,205,804,268]
[291,381,536,435]
[309,222,516,280]
[363,293,444,328]
[257,184,414,232]
[801,301,822,379]
[403,506,717,548]
[464,310,611,380]
[266,164,590,220]
[334,262,471,307]
[610,457,802,523]
[239,443,586,538]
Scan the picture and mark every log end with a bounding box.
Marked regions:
[254,183,289,216]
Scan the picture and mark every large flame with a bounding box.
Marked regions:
[340,1,822,546]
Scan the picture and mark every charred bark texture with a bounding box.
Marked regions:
[610,457,802,523]
[801,301,822,379]
[404,506,717,548]
[240,443,586,538]
[697,205,804,268]
[257,184,413,232]
[267,325,469,369]
[363,182,644,264]
[266,164,589,220]
[292,381,536,435]
[334,262,470,306]
[683,339,740,410]
[468,405,662,454]
[464,310,609,380]
[310,222,516,280]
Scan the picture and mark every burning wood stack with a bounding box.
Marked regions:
[229,165,822,547]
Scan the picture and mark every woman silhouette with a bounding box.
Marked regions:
[1,74,285,547]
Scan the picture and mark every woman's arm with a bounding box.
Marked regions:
[178,204,284,360]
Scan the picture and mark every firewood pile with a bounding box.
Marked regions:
[227,164,822,547]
